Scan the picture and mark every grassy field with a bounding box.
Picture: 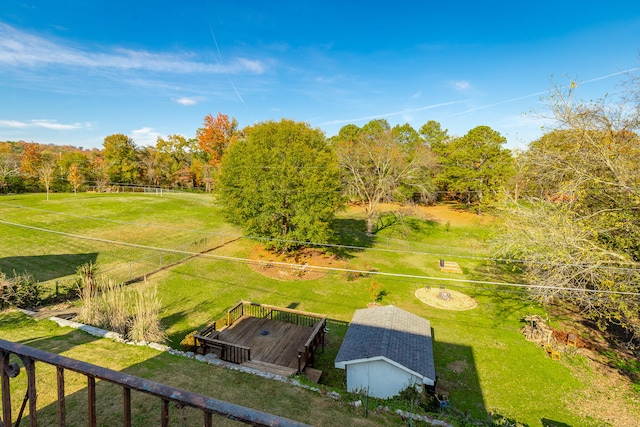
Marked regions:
[1,192,638,426]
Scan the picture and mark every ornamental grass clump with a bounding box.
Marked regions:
[128,285,166,343]
[99,280,129,336]
[76,262,102,326]
[76,263,166,343]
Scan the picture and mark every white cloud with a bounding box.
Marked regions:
[234,58,265,74]
[0,119,29,128]
[411,91,422,99]
[0,23,266,75]
[31,120,83,130]
[132,127,161,147]
[0,119,83,130]
[174,97,200,106]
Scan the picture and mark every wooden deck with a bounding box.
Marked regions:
[217,316,314,370]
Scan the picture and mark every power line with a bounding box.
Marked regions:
[2,218,639,297]
[2,200,639,274]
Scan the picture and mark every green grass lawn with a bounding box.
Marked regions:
[0,311,391,426]
[0,192,634,426]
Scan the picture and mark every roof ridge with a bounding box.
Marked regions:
[379,306,394,355]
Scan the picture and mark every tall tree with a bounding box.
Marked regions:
[19,142,43,177]
[496,80,640,336]
[196,113,238,192]
[37,157,56,200]
[156,134,196,188]
[435,125,514,211]
[139,146,162,186]
[0,142,20,192]
[103,134,140,184]
[197,113,238,166]
[89,155,109,192]
[419,120,450,149]
[67,163,83,194]
[334,120,436,234]
[218,119,342,251]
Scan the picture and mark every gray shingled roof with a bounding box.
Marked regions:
[335,305,435,381]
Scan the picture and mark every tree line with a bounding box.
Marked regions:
[0,115,516,220]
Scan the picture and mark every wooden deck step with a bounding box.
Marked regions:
[303,367,322,384]
[242,360,297,377]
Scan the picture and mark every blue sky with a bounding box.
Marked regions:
[1,1,639,149]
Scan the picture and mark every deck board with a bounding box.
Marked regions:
[217,316,314,369]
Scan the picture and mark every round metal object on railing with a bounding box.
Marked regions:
[5,362,20,378]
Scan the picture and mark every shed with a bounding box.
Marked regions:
[334,305,436,399]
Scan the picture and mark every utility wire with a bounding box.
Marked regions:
[1,218,639,297]
[2,200,640,273]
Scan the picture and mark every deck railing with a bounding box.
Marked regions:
[0,338,308,427]
[297,318,326,373]
[240,301,324,328]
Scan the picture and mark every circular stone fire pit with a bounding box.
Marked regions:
[415,287,477,311]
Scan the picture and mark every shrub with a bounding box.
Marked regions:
[0,271,42,308]
[180,331,199,349]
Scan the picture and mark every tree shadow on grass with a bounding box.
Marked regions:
[541,418,572,427]
[159,307,227,348]
[432,338,486,420]
[464,260,535,325]
[327,218,374,259]
[0,253,99,282]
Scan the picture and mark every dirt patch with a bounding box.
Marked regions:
[570,351,640,427]
[248,245,345,281]
[414,287,478,311]
[531,306,640,426]
[31,302,79,320]
[346,202,493,227]
[447,360,468,374]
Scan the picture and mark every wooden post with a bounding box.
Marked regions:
[57,367,65,427]
[1,351,11,427]
[161,399,169,427]
[88,375,96,427]
[204,411,212,427]
[23,357,37,427]
[123,387,132,427]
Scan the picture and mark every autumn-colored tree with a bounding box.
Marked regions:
[0,142,20,192]
[20,143,43,176]
[37,158,56,200]
[196,113,239,167]
[67,163,83,194]
[89,155,109,192]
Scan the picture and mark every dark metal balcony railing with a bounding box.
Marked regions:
[0,338,309,427]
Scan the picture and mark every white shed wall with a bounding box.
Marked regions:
[345,359,422,399]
